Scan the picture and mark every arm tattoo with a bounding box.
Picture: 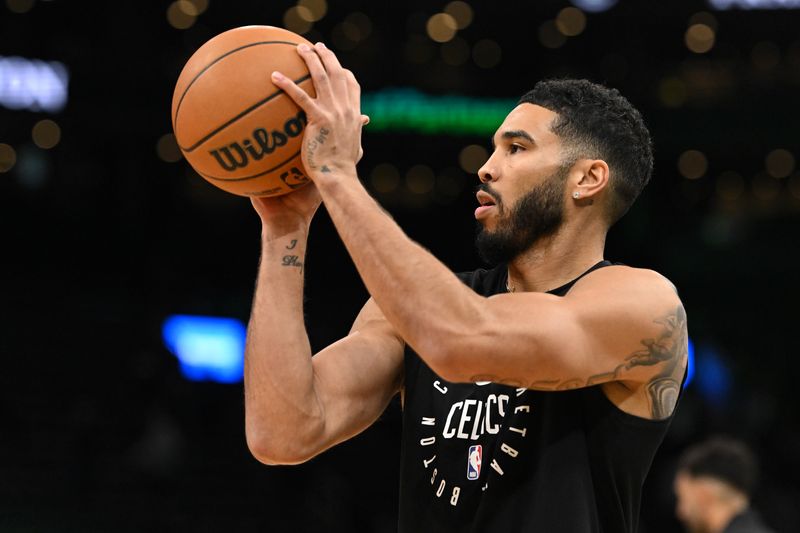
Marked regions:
[467,305,688,419]
[305,127,330,170]
[281,255,304,273]
[634,305,687,419]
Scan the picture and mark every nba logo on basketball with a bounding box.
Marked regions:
[467,445,482,480]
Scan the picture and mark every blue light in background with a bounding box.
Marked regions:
[162,315,246,384]
[709,0,800,9]
[0,56,69,112]
[569,0,619,12]
[693,343,732,408]
[684,337,695,389]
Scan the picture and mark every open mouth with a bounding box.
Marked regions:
[475,191,498,219]
[476,191,497,207]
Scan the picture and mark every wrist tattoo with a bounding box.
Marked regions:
[281,255,304,271]
[286,239,297,250]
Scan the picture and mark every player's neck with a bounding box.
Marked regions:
[506,219,606,293]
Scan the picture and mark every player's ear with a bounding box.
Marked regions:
[571,159,609,202]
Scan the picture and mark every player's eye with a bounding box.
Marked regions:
[509,144,524,154]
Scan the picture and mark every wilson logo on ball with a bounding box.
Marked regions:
[208,110,308,172]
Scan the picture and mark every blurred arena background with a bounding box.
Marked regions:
[1,0,799,531]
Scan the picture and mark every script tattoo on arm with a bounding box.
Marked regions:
[281,254,304,273]
[468,305,688,418]
[305,127,330,170]
[280,240,304,272]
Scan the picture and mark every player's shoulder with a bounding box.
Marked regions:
[568,263,682,308]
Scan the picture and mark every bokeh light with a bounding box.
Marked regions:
[31,119,61,149]
[297,0,327,22]
[0,143,17,173]
[332,12,372,50]
[678,150,708,179]
[157,134,183,163]
[689,11,718,31]
[444,1,473,30]
[370,163,401,193]
[472,39,502,68]
[406,165,436,194]
[556,7,587,37]
[5,0,34,14]
[459,145,488,174]
[187,0,209,15]
[765,149,795,178]
[685,23,715,54]
[348,12,372,39]
[284,6,313,34]
[177,0,198,16]
[167,1,197,30]
[426,13,458,43]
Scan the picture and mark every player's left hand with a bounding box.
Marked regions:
[271,42,368,185]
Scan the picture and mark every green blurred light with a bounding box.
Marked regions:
[361,88,516,136]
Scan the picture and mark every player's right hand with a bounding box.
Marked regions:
[250,181,322,236]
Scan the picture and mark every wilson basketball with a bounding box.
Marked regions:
[171,26,315,197]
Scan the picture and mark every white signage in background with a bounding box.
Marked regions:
[709,0,800,8]
[0,56,69,112]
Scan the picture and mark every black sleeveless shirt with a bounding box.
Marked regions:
[398,262,677,532]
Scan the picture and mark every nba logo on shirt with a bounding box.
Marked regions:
[467,445,482,480]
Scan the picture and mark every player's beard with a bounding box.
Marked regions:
[475,165,569,266]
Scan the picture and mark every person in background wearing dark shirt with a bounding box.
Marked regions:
[244,42,688,532]
[675,437,776,533]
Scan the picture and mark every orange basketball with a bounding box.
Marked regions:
[171,26,315,197]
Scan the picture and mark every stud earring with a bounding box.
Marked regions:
[572,191,580,199]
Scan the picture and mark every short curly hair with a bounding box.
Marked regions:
[678,437,759,497]
[519,79,654,224]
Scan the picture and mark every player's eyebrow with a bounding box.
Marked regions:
[490,129,536,148]
[502,129,535,144]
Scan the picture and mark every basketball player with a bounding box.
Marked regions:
[674,438,775,533]
[244,42,688,532]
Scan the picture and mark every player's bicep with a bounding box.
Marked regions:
[310,298,404,451]
[525,294,688,391]
[448,268,687,393]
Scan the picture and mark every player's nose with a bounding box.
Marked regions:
[477,153,498,184]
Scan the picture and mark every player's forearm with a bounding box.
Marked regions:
[244,227,323,463]
[315,171,485,373]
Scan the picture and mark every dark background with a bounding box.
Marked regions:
[2,0,799,531]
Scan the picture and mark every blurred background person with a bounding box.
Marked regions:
[674,437,776,533]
